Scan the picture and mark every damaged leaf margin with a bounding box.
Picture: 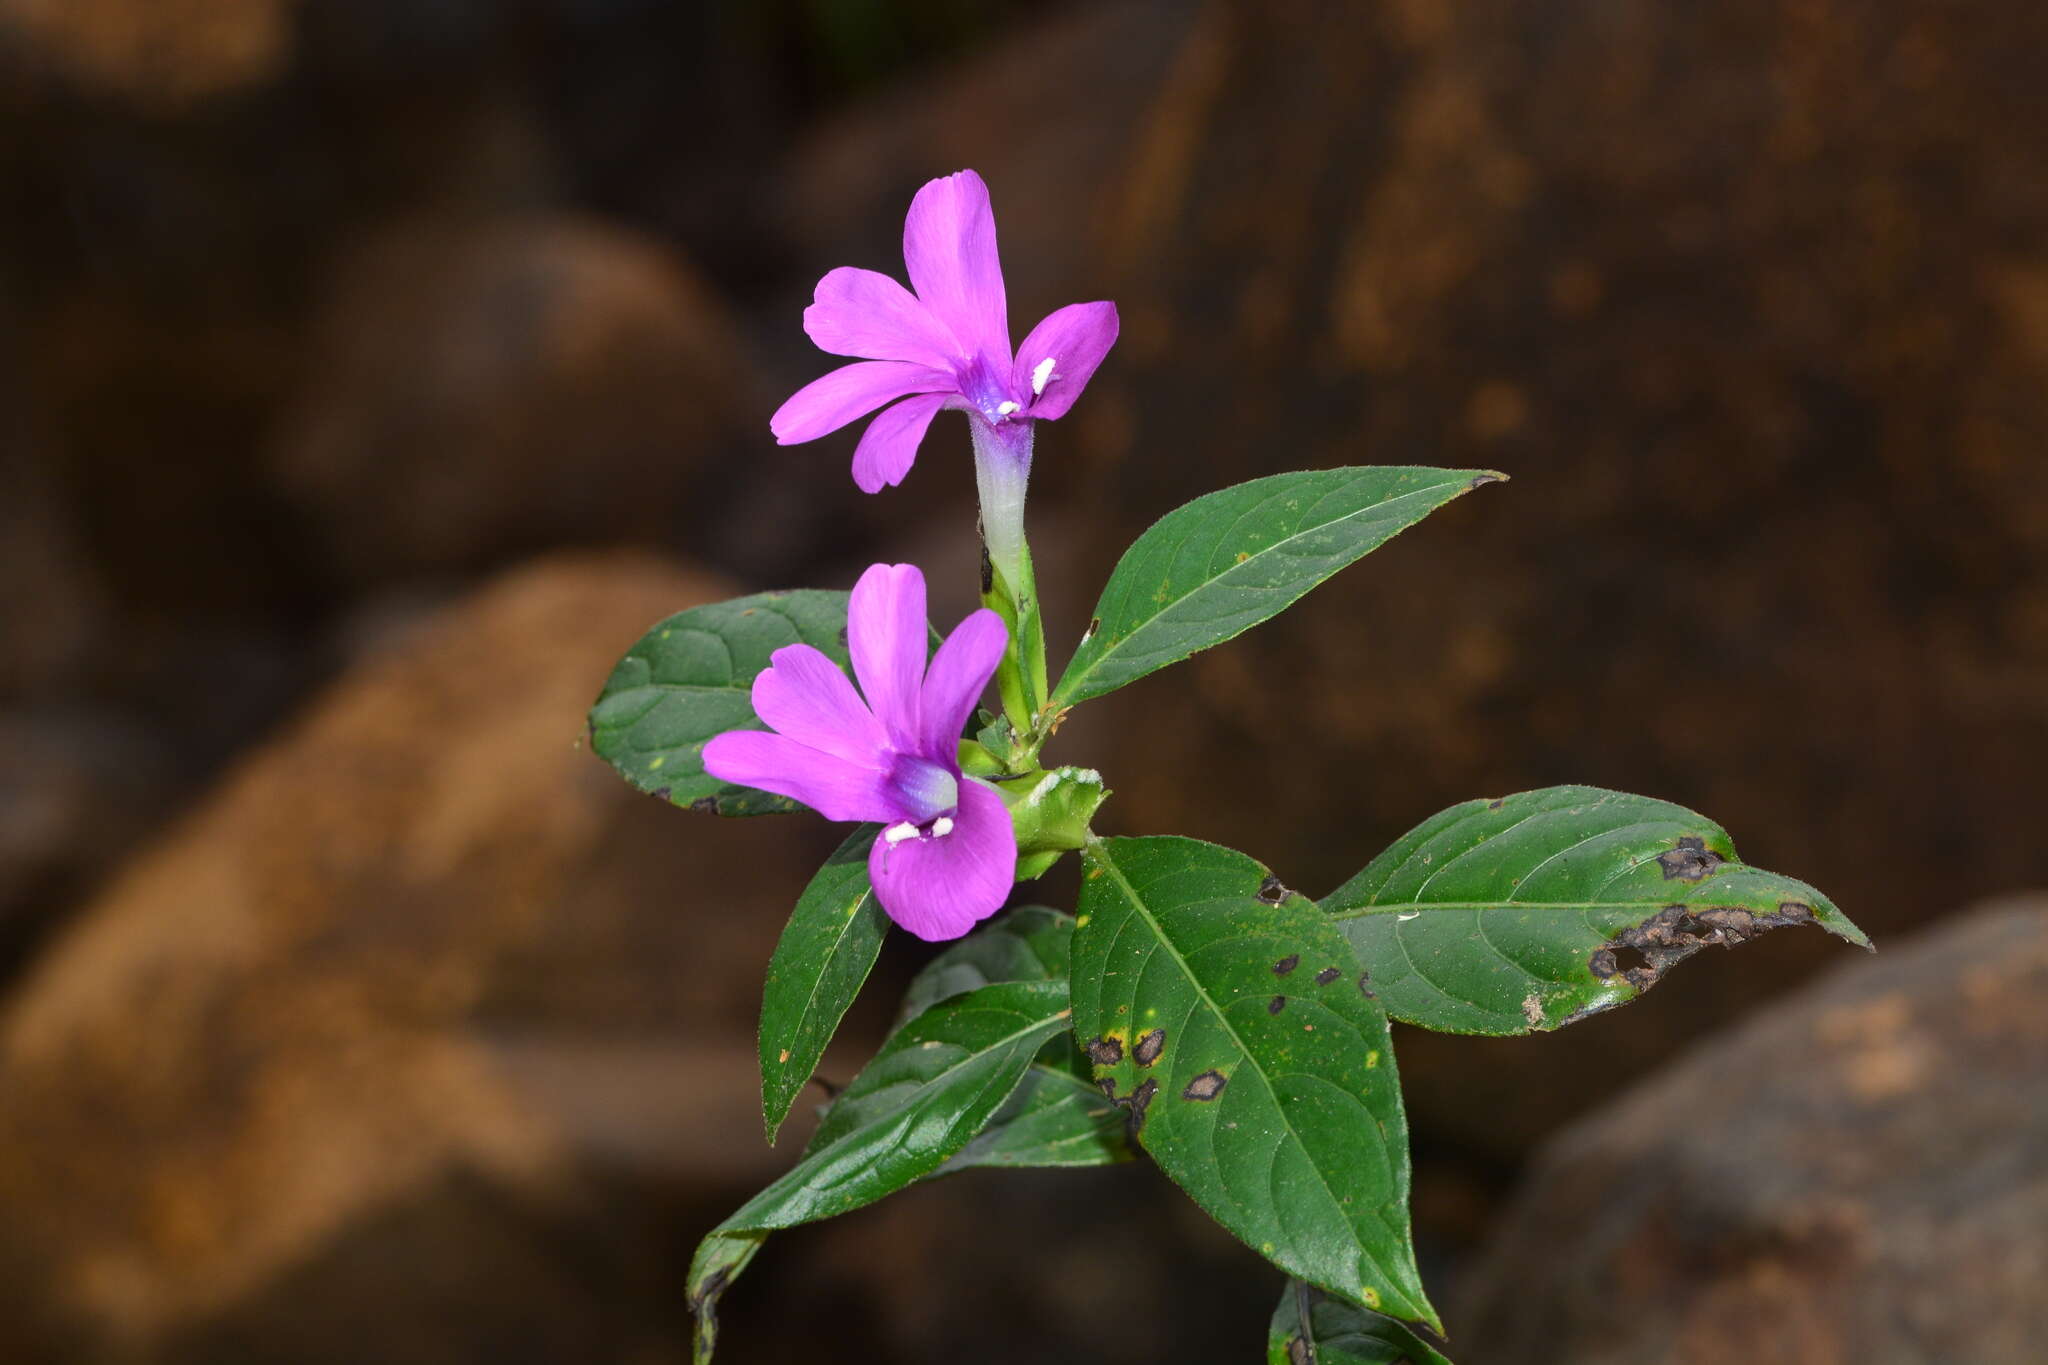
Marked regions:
[1323,786,1868,1036]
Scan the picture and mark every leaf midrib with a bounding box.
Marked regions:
[1324,898,1729,920]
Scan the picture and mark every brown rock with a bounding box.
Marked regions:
[0,0,293,107]
[1026,0,2048,1168]
[270,216,757,587]
[0,553,828,1360]
[1455,898,2048,1364]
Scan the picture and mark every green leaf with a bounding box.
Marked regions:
[899,908,1130,1172]
[895,904,1075,1025]
[588,589,853,815]
[936,1064,1130,1171]
[688,980,1071,1362]
[1071,836,1436,1331]
[759,826,890,1143]
[1323,785,1871,1036]
[1051,468,1500,707]
[1268,1281,1455,1365]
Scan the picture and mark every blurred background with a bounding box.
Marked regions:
[1,0,2044,1361]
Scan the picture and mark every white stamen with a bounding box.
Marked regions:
[1031,356,1056,396]
[995,400,1020,416]
[929,816,955,837]
[883,821,919,845]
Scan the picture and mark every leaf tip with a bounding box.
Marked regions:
[1466,470,1509,490]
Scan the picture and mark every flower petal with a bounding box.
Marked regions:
[1014,301,1120,421]
[804,267,965,368]
[902,170,1010,364]
[701,731,890,823]
[867,779,1016,941]
[851,392,950,494]
[848,562,927,751]
[770,360,955,445]
[919,608,1007,759]
[750,643,890,768]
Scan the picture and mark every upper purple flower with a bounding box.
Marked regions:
[770,170,1120,494]
[700,563,1017,942]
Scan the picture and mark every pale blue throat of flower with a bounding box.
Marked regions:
[886,753,959,830]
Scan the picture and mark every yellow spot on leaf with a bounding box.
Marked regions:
[1075,914,1091,927]
[1235,551,1249,564]
[778,1049,791,1063]
[1366,1050,1380,1068]
[648,756,666,770]
[1360,1287,1381,1309]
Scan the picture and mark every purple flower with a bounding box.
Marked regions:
[701,563,1017,942]
[770,170,1119,503]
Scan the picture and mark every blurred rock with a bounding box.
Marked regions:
[0,708,174,976]
[0,0,293,107]
[270,216,757,589]
[1049,0,2048,1170]
[0,552,829,1360]
[1455,897,2048,1364]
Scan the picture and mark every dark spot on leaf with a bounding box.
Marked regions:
[688,1266,732,1314]
[1085,1036,1124,1066]
[688,795,719,813]
[1657,835,1726,882]
[1357,971,1376,998]
[1257,875,1291,905]
[1273,954,1301,976]
[1097,1074,1160,1137]
[1468,471,1505,488]
[1287,1335,1312,1365]
[1121,1078,1158,1137]
[586,717,598,748]
[1488,797,1505,810]
[1594,899,1826,996]
[979,546,994,594]
[1134,1028,1166,1066]
[1182,1070,1228,1102]
[837,624,849,647]
[1086,616,1100,638]
[1314,967,1341,986]
[651,787,671,802]
[1268,995,1287,1015]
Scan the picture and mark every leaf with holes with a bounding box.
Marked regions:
[1268,1281,1455,1365]
[689,979,1072,1363]
[1050,468,1500,707]
[1323,785,1870,1036]
[1072,836,1435,1330]
[588,590,855,815]
[758,825,890,1142]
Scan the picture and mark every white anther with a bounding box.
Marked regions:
[929,816,955,837]
[1031,356,1056,396]
[995,400,1021,416]
[883,821,919,845]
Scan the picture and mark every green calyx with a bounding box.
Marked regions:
[996,766,1109,879]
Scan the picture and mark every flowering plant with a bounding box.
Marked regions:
[588,170,1868,1363]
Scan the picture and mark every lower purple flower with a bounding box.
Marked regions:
[701,563,1017,942]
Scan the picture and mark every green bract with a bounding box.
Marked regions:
[586,463,1865,1365]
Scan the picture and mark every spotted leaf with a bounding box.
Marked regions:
[1071,836,1435,1330]
[1323,785,1869,1035]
